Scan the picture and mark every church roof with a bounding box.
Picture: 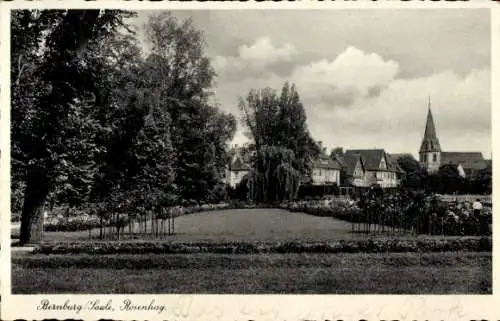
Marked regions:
[419,104,441,153]
[441,152,486,171]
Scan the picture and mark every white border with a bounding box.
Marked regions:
[1,2,498,320]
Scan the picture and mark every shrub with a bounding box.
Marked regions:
[280,192,492,236]
[34,237,491,255]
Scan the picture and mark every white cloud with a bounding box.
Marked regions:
[291,46,400,105]
[213,37,297,77]
[307,67,491,158]
[220,45,490,159]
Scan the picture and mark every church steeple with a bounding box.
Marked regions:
[419,97,441,153]
[419,97,442,173]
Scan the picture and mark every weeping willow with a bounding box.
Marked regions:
[247,145,302,203]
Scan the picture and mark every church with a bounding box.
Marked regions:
[418,99,489,177]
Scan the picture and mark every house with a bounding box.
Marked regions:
[335,153,369,187]
[226,145,250,188]
[338,149,402,188]
[311,157,342,185]
[419,99,489,177]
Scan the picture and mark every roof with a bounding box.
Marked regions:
[336,154,364,176]
[441,152,487,171]
[312,157,342,170]
[419,106,442,153]
[344,149,400,173]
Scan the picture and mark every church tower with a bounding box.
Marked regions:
[419,98,441,173]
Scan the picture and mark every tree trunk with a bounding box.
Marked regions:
[19,171,49,245]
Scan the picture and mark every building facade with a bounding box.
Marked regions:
[336,149,402,188]
[311,157,342,185]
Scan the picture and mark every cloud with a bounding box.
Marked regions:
[212,37,297,79]
[306,67,490,157]
[217,44,490,158]
[291,46,400,106]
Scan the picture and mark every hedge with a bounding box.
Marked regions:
[13,251,491,270]
[33,237,491,255]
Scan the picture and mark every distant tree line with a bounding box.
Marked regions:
[396,156,491,195]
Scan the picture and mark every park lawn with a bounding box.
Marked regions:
[12,252,491,294]
[11,208,454,243]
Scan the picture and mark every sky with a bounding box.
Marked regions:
[133,9,491,159]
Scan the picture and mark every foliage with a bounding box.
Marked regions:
[296,184,340,199]
[239,83,319,203]
[396,155,429,189]
[11,10,137,244]
[246,146,302,203]
[281,189,492,236]
[33,236,491,255]
[12,10,236,244]
[143,12,236,203]
[329,147,344,158]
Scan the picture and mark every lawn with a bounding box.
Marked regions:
[12,252,491,294]
[11,208,458,243]
[12,209,491,294]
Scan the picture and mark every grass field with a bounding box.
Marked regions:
[12,208,458,243]
[12,209,491,294]
[12,252,491,294]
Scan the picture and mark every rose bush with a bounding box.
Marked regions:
[280,191,492,236]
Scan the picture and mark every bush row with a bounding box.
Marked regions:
[14,251,491,270]
[280,196,492,236]
[34,237,491,255]
[44,219,103,232]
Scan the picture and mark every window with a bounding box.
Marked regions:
[433,153,437,162]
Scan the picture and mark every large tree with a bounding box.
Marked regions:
[143,13,236,203]
[11,10,135,244]
[239,82,320,202]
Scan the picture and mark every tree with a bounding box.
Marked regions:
[239,82,319,202]
[143,12,236,203]
[12,10,136,244]
[329,147,344,158]
[396,155,429,190]
[431,164,464,194]
[247,146,301,203]
[317,141,327,156]
[468,164,492,194]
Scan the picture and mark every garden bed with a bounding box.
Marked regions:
[33,237,491,255]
